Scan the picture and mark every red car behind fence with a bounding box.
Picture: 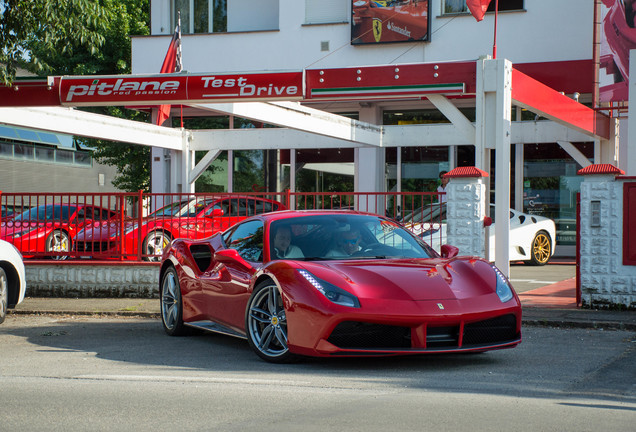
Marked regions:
[0,191,441,261]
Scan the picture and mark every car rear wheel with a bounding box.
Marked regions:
[143,231,171,262]
[160,266,188,336]
[527,230,551,266]
[46,230,70,260]
[246,280,295,363]
[0,268,8,324]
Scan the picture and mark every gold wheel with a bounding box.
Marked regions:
[530,231,551,266]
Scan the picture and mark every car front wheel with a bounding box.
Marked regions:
[143,231,171,262]
[46,230,70,260]
[245,280,295,363]
[528,230,551,266]
[160,266,188,336]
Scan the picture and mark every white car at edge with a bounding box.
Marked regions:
[0,238,26,323]
[403,203,556,265]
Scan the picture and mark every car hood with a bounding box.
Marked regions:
[299,258,497,301]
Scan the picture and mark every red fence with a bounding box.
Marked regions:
[1,190,443,262]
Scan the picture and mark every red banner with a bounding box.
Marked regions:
[59,72,304,106]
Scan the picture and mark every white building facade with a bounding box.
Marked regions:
[130,0,615,261]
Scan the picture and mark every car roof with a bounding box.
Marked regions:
[259,209,378,223]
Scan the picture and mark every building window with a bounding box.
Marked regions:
[173,0,227,33]
[442,0,524,15]
[306,0,349,24]
[0,140,93,167]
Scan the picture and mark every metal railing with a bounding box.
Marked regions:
[1,190,444,261]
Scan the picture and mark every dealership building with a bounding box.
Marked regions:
[119,0,628,260]
[2,0,636,306]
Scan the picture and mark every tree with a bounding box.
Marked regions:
[1,0,153,192]
[0,0,108,85]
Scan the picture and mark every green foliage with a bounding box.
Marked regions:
[0,0,111,85]
[1,0,152,191]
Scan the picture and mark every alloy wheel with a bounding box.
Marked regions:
[246,282,292,362]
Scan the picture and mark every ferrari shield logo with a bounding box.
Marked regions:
[373,18,382,42]
[437,303,445,310]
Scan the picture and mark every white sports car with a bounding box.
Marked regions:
[403,204,556,265]
[0,238,26,323]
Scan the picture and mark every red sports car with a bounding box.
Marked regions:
[159,210,522,363]
[0,204,117,260]
[74,195,286,261]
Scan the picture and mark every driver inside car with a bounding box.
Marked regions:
[326,228,361,257]
[271,225,304,259]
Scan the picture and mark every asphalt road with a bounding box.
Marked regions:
[0,314,634,431]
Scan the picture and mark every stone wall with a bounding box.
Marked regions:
[25,262,160,298]
[579,169,636,309]
[445,168,487,258]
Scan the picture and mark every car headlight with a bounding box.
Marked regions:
[298,269,360,308]
[491,264,514,303]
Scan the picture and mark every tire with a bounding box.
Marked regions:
[46,230,70,260]
[160,266,188,336]
[527,230,552,266]
[245,280,295,363]
[0,268,8,324]
[142,231,172,262]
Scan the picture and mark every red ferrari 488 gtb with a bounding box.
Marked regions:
[159,210,522,362]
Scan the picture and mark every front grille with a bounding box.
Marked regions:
[327,321,411,349]
[426,326,459,348]
[462,314,518,346]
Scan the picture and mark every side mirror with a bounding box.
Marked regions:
[214,248,252,270]
[440,244,459,259]
[206,208,224,218]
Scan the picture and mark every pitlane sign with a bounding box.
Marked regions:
[59,71,304,106]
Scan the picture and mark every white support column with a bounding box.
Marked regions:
[181,130,195,193]
[356,103,385,213]
[474,57,492,172]
[493,59,513,277]
[477,59,513,276]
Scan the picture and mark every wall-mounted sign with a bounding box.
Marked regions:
[58,72,304,106]
[351,1,430,45]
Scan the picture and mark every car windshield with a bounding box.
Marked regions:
[13,204,77,222]
[151,199,214,218]
[269,214,437,261]
[402,203,446,224]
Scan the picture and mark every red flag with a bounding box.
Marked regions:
[156,19,182,126]
[466,0,493,22]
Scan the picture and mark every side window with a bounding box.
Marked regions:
[74,208,86,223]
[206,200,230,217]
[255,200,273,214]
[224,220,264,262]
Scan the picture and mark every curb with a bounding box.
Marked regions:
[521,318,636,331]
[9,310,161,319]
[10,309,635,331]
